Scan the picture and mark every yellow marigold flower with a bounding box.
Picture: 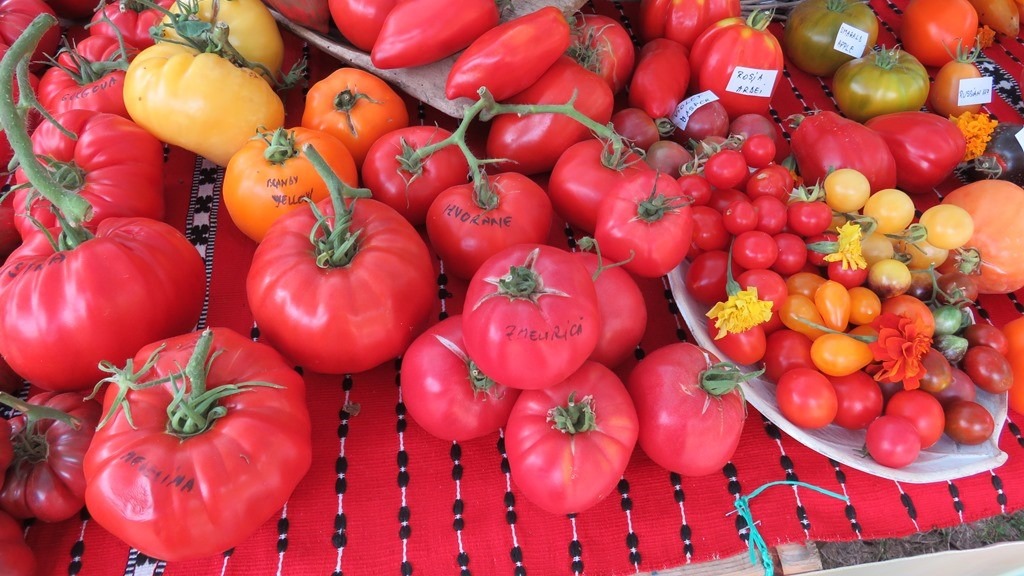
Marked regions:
[706,287,773,339]
[823,221,867,270]
[954,111,998,161]
[978,25,996,49]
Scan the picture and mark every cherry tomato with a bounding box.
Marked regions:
[787,200,832,237]
[645,140,693,174]
[963,345,1014,394]
[964,323,1009,356]
[862,188,915,235]
[771,233,808,276]
[862,232,896,266]
[787,272,828,299]
[847,286,881,326]
[685,250,732,305]
[741,134,776,169]
[753,195,787,235]
[893,239,949,270]
[704,149,749,190]
[936,272,979,306]
[723,200,758,235]
[829,371,884,430]
[706,188,750,213]
[866,415,921,468]
[732,230,778,270]
[827,261,869,289]
[824,168,871,213]
[932,305,964,336]
[929,366,977,408]
[706,317,766,365]
[881,295,936,337]
[776,368,837,429]
[920,204,974,250]
[886,389,945,448]
[764,330,814,383]
[612,107,661,150]
[944,400,995,445]
[678,173,713,206]
[810,332,873,376]
[747,164,795,202]
[780,294,828,340]
[739,268,788,333]
[867,258,911,299]
[691,206,729,253]
[806,232,837,267]
[918,347,953,394]
[813,280,851,331]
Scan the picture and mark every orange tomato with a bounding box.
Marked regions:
[810,333,874,377]
[814,280,851,332]
[880,294,936,337]
[781,294,828,340]
[900,0,979,68]
[223,127,359,243]
[301,68,410,166]
[942,180,1024,294]
[929,46,985,118]
[787,272,828,299]
[848,286,882,325]
[1004,316,1024,415]
[968,0,1020,36]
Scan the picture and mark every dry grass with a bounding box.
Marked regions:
[817,511,1024,569]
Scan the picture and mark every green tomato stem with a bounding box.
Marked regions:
[699,362,764,397]
[303,144,373,269]
[547,391,597,435]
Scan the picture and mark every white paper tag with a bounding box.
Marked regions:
[1015,126,1024,152]
[670,90,720,130]
[833,23,869,58]
[724,67,778,98]
[957,76,994,106]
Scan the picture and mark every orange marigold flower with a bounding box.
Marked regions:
[868,312,933,390]
[953,111,998,161]
[978,25,996,49]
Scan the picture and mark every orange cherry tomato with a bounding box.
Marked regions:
[929,44,985,118]
[813,280,851,332]
[787,272,828,299]
[848,286,882,325]
[810,333,874,377]
[880,294,936,337]
[781,294,827,340]
[301,67,410,166]
[1004,316,1024,415]
[223,127,359,243]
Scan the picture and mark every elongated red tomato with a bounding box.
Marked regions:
[638,0,740,48]
[328,0,398,51]
[627,342,746,476]
[462,244,601,390]
[425,172,553,281]
[371,0,499,69]
[446,6,570,101]
[14,110,164,240]
[486,57,614,175]
[84,328,312,562]
[628,38,691,119]
[505,361,638,514]
[402,315,521,442]
[37,35,130,118]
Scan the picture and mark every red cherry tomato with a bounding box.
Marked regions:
[732,230,778,270]
[763,329,814,383]
[772,232,809,276]
[829,371,883,430]
[704,149,749,190]
[753,195,787,235]
[866,415,921,468]
[691,206,730,253]
[885,389,945,449]
[746,164,795,201]
[723,200,757,235]
[741,133,776,169]
[776,368,837,429]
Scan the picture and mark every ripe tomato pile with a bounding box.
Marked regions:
[4,0,1024,571]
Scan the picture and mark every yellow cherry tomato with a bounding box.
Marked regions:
[848,286,881,325]
[868,258,912,299]
[863,188,915,234]
[824,168,871,212]
[919,204,975,250]
[813,280,851,332]
[862,232,896,267]
[893,239,949,269]
[810,333,874,376]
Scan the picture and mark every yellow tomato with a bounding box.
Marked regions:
[863,188,915,234]
[861,232,896,266]
[919,204,975,250]
[824,168,871,212]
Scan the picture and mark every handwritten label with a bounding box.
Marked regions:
[59,76,118,102]
[267,176,299,189]
[725,67,778,98]
[1015,126,1024,152]
[120,450,195,494]
[670,90,720,130]
[443,204,513,228]
[957,76,993,106]
[272,191,312,207]
[504,321,584,342]
[833,23,869,58]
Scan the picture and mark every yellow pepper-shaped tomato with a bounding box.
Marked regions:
[124,43,285,167]
[160,0,284,79]
[810,333,873,377]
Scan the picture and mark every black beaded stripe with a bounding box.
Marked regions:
[991,472,1009,511]
[437,264,453,322]
[395,358,413,576]
[331,374,355,576]
[497,431,527,576]
[895,482,921,530]
[723,462,751,543]
[828,459,862,537]
[451,442,471,576]
[607,0,640,48]
[660,278,691,344]
[669,472,695,561]
[975,57,1024,117]
[616,478,642,568]
[276,510,290,555]
[779,68,815,115]
[568,515,584,575]
[68,509,89,576]
[948,481,966,519]
[1007,420,1024,450]
[182,156,222,331]
[1007,292,1024,315]
[760,417,811,534]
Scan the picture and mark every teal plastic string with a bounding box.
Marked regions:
[730,480,849,576]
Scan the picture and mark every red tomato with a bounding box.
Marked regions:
[371,0,498,68]
[741,133,776,169]
[612,108,661,150]
[487,57,614,175]
[678,172,713,206]
[930,366,978,408]
[963,324,1007,356]
[646,139,693,174]
[672,98,730,144]
[628,342,745,476]
[567,14,635,94]
[0,509,34,576]
[0,218,205,391]
[548,138,650,233]
[446,7,570,101]
[747,164,795,202]
[866,415,921,468]
[733,230,778,270]
[790,111,897,192]
[249,193,435,374]
[764,330,814,383]
[426,172,553,281]
[1,392,100,522]
[691,206,729,252]
[900,0,979,67]
[0,0,61,73]
[865,112,966,194]
[402,315,521,442]
[962,345,1014,394]
[707,318,766,365]
[90,0,174,49]
[329,0,398,51]
[685,250,733,305]
[628,38,691,119]
[944,400,995,445]
[37,35,130,118]
[690,11,784,117]
[829,372,883,430]
[84,328,312,562]
[462,245,601,390]
[361,126,470,227]
[827,261,869,289]
[886,389,946,449]
[505,361,638,514]
[753,195,788,235]
[14,110,164,240]
[786,200,832,238]
[638,0,740,48]
[738,267,787,332]
[593,171,694,278]
[704,149,749,190]
[770,235,806,278]
[776,368,837,429]
[723,200,758,235]
[573,251,648,368]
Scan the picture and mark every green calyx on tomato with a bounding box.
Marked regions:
[333,89,383,136]
[302,144,373,268]
[479,247,570,304]
[0,14,93,246]
[699,362,762,399]
[0,391,81,463]
[46,45,129,86]
[546,391,597,434]
[634,177,689,223]
[256,127,300,165]
[433,334,499,396]
[745,8,775,31]
[92,328,283,439]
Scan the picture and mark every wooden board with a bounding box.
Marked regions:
[638,543,823,576]
[272,0,589,118]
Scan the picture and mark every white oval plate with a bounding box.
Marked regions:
[667,262,1008,483]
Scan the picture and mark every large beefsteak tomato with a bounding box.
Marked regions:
[941,180,1024,294]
